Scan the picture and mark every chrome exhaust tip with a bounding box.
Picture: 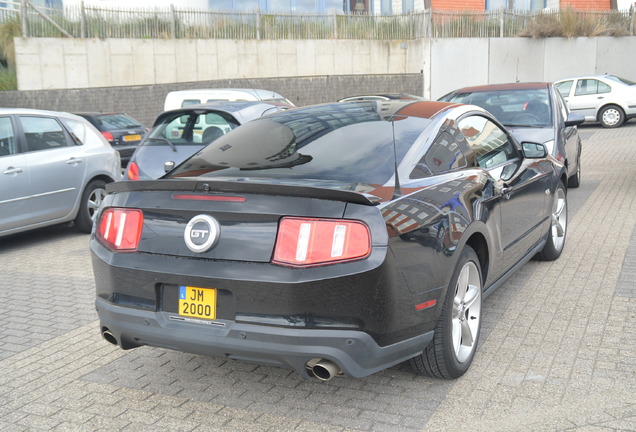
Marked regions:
[309,359,342,381]
[101,328,118,346]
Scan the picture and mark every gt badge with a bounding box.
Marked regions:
[184,214,220,253]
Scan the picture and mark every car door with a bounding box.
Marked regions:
[0,115,30,233]
[17,115,87,225]
[458,115,550,271]
[554,88,579,176]
[567,78,612,120]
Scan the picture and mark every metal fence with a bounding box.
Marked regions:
[1,1,635,40]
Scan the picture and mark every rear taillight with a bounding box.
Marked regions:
[273,217,370,267]
[101,131,115,143]
[96,208,144,251]
[126,161,139,181]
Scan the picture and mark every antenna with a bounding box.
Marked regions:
[243,76,262,101]
[390,118,403,200]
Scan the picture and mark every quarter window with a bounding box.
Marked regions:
[412,130,467,178]
[0,117,17,156]
[19,116,70,152]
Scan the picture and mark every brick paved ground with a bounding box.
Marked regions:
[0,122,635,431]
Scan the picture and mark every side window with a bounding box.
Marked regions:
[458,115,518,170]
[181,99,202,107]
[555,80,573,98]
[61,118,87,145]
[574,79,609,96]
[411,130,467,178]
[0,116,17,156]
[598,81,611,94]
[19,116,70,152]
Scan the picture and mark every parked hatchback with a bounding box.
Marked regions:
[0,108,122,238]
[554,75,636,128]
[440,82,584,187]
[125,101,293,181]
[75,112,148,167]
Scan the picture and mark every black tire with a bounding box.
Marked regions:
[535,181,567,261]
[410,245,482,379]
[567,148,581,189]
[74,179,107,233]
[599,105,625,128]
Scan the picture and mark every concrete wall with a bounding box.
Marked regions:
[0,75,424,127]
[423,37,636,99]
[3,36,636,126]
[12,38,424,91]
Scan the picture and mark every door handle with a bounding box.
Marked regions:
[3,166,23,175]
[597,96,604,99]
[66,157,84,165]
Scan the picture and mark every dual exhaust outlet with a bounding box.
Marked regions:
[101,328,342,381]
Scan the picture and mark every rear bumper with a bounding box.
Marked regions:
[96,298,432,379]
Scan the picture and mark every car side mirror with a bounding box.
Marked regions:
[565,112,585,127]
[164,161,175,173]
[522,142,547,159]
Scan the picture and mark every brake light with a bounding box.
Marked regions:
[127,161,139,181]
[273,217,370,267]
[101,131,115,143]
[96,208,144,251]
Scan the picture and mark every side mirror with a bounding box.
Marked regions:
[565,112,585,127]
[164,161,175,173]
[522,142,547,159]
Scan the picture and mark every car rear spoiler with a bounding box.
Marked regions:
[107,180,376,206]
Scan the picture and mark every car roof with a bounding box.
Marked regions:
[555,74,620,82]
[449,82,550,93]
[0,107,89,122]
[154,100,293,125]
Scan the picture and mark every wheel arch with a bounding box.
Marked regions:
[596,103,625,121]
[464,232,489,284]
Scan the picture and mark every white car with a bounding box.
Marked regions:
[0,108,122,238]
[163,88,295,111]
[555,75,636,128]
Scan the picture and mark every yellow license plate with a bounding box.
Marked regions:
[123,134,141,142]
[179,286,217,320]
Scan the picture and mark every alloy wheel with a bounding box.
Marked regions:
[550,187,567,253]
[451,261,482,363]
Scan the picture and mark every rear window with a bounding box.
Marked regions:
[91,114,142,131]
[143,110,240,146]
[444,88,553,127]
[169,103,431,185]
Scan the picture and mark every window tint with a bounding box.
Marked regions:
[575,79,611,96]
[181,99,202,107]
[412,129,467,178]
[0,117,17,156]
[91,114,141,130]
[555,90,569,120]
[555,80,573,97]
[19,116,70,152]
[148,111,239,145]
[458,115,517,170]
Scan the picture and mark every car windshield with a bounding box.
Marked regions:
[93,114,142,130]
[444,88,553,128]
[604,75,636,86]
[144,111,240,146]
[168,103,431,186]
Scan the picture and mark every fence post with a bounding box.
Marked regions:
[332,11,338,39]
[170,4,176,38]
[20,0,28,38]
[631,6,635,36]
[80,1,86,38]
[426,8,432,38]
[500,9,504,38]
[257,9,261,40]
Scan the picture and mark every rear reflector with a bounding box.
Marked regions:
[273,217,370,267]
[96,208,144,251]
[172,194,246,202]
[415,300,437,311]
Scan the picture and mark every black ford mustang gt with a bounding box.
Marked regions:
[91,100,568,381]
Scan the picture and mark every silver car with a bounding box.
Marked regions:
[555,75,636,128]
[0,108,122,238]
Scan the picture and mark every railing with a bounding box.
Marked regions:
[1,1,634,40]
